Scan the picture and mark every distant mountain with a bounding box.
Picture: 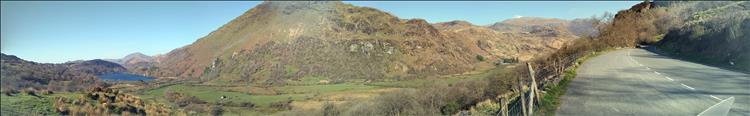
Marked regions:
[121,53,155,64]
[1,53,127,91]
[488,17,571,36]
[104,52,159,75]
[568,18,600,37]
[433,20,578,61]
[104,52,155,65]
[488,17,598,38]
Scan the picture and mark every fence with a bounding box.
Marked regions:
[494,63,542,116]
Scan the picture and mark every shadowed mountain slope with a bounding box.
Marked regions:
[1,53,127,91]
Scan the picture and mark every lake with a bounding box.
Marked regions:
[98,73,155,81]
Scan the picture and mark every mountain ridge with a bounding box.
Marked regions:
[147,1,477,84]
[142,1,582,85]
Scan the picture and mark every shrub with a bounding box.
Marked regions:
[209,105,224,116]
[270,100,292,110]
[2,89,20,96]
[240,102,256,109]
[183,104,206,113]
[174,96,206,107]
[470,99,501,116]
[322,102,340,116]
[440,102,461,115]
[476,55,486,61]
[40,89,54,95]
[23,88,39,97]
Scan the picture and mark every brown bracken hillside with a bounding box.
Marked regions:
[147,1,579,85]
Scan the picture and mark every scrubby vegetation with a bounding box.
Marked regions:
[1,86,171,116]
[51,87,171,115]
[657,1,750,72]
[280,66,519,115]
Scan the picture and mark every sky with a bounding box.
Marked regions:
[0,1,640,63]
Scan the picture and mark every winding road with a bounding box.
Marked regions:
[556,48,750,116]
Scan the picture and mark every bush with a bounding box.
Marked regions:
[40,89,54,95]
[476,55,486,61]
[240,102,256,109]
[322,102,340,116]
[440,102,461,115]
[183,104,206,113]
[174,96,206,107]
[2,89,20,96]
[270,100,292,110]
[23,88,39,97]
[209,105,224,116]
[470,99,501,116]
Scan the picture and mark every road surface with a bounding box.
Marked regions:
[556,48,749,116]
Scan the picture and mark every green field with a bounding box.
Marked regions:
[139,83,385,107]
[0,93,81,115]
[367,71,491,88]
[143,84,300,107]
[0,64,496,115]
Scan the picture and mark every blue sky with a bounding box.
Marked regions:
[0,1,639,63]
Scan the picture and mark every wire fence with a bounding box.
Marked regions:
[495,89,540,116]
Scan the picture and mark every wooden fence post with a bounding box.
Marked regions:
[520,81,527,116]
[497,96,508,116]
[527,63,537,116]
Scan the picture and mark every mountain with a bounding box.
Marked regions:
[145,1,581,85]
[488,17,572,36]
[433,19,578,61]
[104,53,156,66]
[1,53,127,92]
[568,18,600,37]
[147,1,480,84]
[104,52,159,75]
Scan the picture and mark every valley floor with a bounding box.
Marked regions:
[134,64,495,115]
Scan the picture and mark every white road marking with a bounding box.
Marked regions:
[709,95,722,100]
[655,72,661,75]
[698,97,735,116]
[646,67,651,70]
[680,83,695,90]
[639,64,644,66]
[664,76,674,81]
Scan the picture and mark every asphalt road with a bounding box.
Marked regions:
[556,48,750,116]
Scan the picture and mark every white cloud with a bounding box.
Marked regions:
[513,15,524,18]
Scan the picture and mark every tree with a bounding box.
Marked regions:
[209,105,224,116]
